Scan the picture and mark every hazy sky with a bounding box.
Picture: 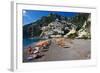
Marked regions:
[22,10,78,25]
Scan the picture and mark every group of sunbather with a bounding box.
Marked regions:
[26,40,51,60]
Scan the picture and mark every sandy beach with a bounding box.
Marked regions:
[23,39,91,62]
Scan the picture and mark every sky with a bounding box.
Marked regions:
[22,10,78,25]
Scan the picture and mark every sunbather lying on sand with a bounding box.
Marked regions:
[55,38,72,48]
[35,40,49,49]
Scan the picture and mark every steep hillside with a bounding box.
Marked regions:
[23,13,90,39]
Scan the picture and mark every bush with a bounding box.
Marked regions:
[68,33,78,39]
